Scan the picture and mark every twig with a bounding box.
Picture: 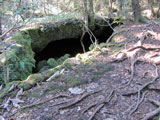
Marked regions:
[142,107,160,120]
[148,99,160,106]
[20,94,70,110]
[58,90,101,109]
[88,104,104,120]
[142,99,160,120]
[141,72,148,79]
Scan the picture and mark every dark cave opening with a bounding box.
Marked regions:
[34,21,116,72]
[35,27,113,60]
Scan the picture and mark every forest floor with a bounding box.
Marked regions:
[3,22,160,120]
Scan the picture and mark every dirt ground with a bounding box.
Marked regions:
[2,22,160,120]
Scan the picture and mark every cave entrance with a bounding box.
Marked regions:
[34,21,116,72]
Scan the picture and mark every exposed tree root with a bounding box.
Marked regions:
[49,99,72,107]
[80,29,86,53]
[82,90,114,114]
[129,91,147,116]
[148,85,160,91]
[140,71,148,79]
[127,58,139,85]
[127,46,160,52]
[58,90,101,110]
[79,90,114,120]
[142,99,160,120]
[88,104,104,120]
[106,29,127,43]
[122,64,159,96]
[148,99,160,106]
[127,64,159,116]
[20,94,70,110]
[109,52,128,63]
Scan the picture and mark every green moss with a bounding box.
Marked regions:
[25,88,41,98]
[20,65,64,90]
[20,74,44,90]
[64,75,84,87]
[0,32,35,84]
[76,53,95,64]
[70,77,81,86]
[47,58,57,67]
[43,84,68,94]
[45,54,70,71]
[63,62,72,70]
[36,60,48,72]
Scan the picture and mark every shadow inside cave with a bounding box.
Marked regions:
[34,23,114,63]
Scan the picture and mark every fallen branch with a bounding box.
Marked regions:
[142,99,160,120]
[58,90,101,110]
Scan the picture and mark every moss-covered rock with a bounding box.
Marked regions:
[20,65,64,90]
[0,33,35,84]
[47,58,57,67]
[20,19,83,53]
[36,60,48,72]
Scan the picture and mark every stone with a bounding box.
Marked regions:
[36,60,48,72]
[105,118,114,120]
[68,87,84,95]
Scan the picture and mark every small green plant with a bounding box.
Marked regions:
[47,54,70,68]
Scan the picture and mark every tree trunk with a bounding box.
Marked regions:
[0,15,2,35]
[131,0,147,23]
[83,0,88,27]
[118,0,123,11]
[74,0,78,10]
[88,0,95,30]
[109,0,113,12]
[148,0,156,17]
